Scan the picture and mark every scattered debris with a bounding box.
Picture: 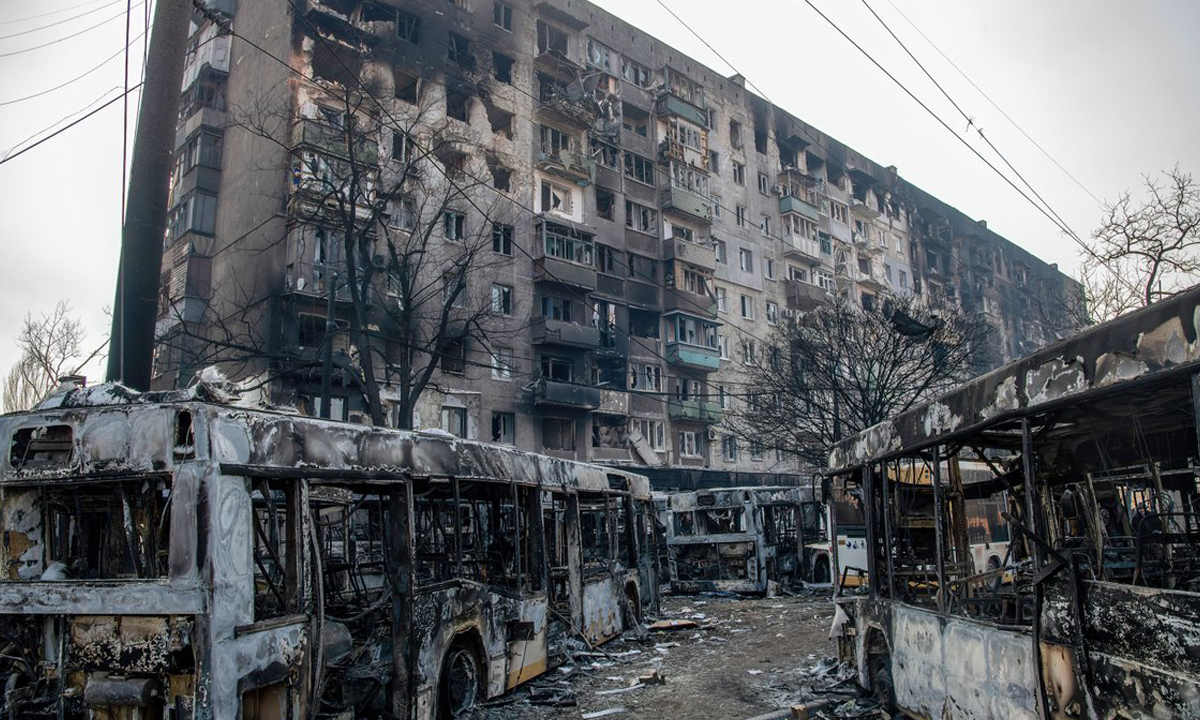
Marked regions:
[648,619,699,632]
[636,670,666,685]
[581,709,626,719]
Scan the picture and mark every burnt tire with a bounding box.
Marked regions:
[812,555,831,585]
[439,643,482,719]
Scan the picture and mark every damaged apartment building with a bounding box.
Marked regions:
[154,0,1083,489]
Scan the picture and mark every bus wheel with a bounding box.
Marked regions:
[439,644,482,718]
[812,555,831,585]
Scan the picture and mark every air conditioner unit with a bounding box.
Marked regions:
[706,428,719,441]
[772,184,786,196]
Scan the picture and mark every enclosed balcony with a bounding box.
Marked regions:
[661,185,713,224]
[663,237,716,271]
[786,280,828,312]
[534,220,598,290]
[531,315,601,349]
[598,389,630,415]
[656,92,708,128]
[665,342,721,372]
[295,118,378,164]
[779,194,820,222]
[668,398,722,424]
[664,288,717,318]
[782,235,822,263]
[533,379,601,410]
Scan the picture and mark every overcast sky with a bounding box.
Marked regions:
[0,0,1197,387]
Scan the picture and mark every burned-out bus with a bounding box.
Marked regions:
[0,387,658,720]
[657,486,818,594]
[828,287,1200,719]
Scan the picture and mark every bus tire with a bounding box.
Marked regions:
[812,555,831,585]
[439,639,483,719]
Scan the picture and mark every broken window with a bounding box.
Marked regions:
[621,102,649,136]
[492,51,514,83]
[486,104,513,138]
[441,405,467,435]
[621,55,649,87]
[443,211,466,241]
[394,67,420,103]
[446,89,470,122]
[536,19,568,56]
[251,480,300,619]
[542,417,576,451]
[491,348,514,379]
[396,10,421,43]
[596,186,616,221]
[579,492,612,575]
[491,411,515,443]
[540,179,573,215]
[447,32,474,69]
[625,200,656,233]
[490,164,511,190]
[440,340,466,374]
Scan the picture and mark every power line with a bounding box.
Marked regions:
[879,0,1102,205]
[0,28,146,106]
[0,3,141,58]
[855,0,1080,256]
[0,0,123,41]
[792,0,1143,297]
[0,0,113,27]
[0,83,141,166]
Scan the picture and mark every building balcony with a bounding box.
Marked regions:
[665,342,721,372]
[598,389,630,415]
[660,184,713,224]
[533,256,597,291]
[850,198,880,219]
[785,280,829,312]
[782,235,822,263]
[779,194,821,222]
[663,237,717,271]
[536,147,593,185]
[656,92,708,128]
[667,398,722,424]
[531,316,601,349]
[533,379,601,410]
[295,118,379,164]
[664,288,717,318]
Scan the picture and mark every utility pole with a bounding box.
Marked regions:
[320,274,339,419]
[105,0,192,389]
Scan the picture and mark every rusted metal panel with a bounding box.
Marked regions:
[0,581,205,615]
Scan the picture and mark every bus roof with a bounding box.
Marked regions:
[829,284,1200,473]
[0,394,653,498]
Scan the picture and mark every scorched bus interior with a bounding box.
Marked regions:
[828,287,1200,720]
[0,391,658,720]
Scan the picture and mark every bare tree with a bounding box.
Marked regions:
[1083,166,1200,322]
[3,302,107,413]
[729,295,989,468]
[158,38,520,428]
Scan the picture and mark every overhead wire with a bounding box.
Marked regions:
[0,2,143,58]
[0,0,113,27]
[0,0,124,41]
[878,0,1103,206]
[0,83,142,166]
[0,27,146,106]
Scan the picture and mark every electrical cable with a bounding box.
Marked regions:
[878,0,1102,205]
[0,0,124,41]
[0,0,113,27]
[0,3,143,59]
[0,83,141,166]
[0,28,146,106]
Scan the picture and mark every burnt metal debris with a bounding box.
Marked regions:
[0,386,659,719]
[656,487,821,596]
[828,285,1200,719]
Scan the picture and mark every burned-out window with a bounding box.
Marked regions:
[579,492,611,576]
[447,32,474,69]
[251,480,301,619]
[310,486,390,620]
[396,10,421,43]
[38,480,173,580]
[536,20,568,56]
[699,506,744,534]
[674,511,696,536]
[542,418,576,451]
[446,89,470,122]
[394,67,420,103]
[492,51,514,83]
[596,186,615,221]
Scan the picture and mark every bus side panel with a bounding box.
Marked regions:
[505,596,549,690]
[890,604,1038,720]
[581,577,622,645]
